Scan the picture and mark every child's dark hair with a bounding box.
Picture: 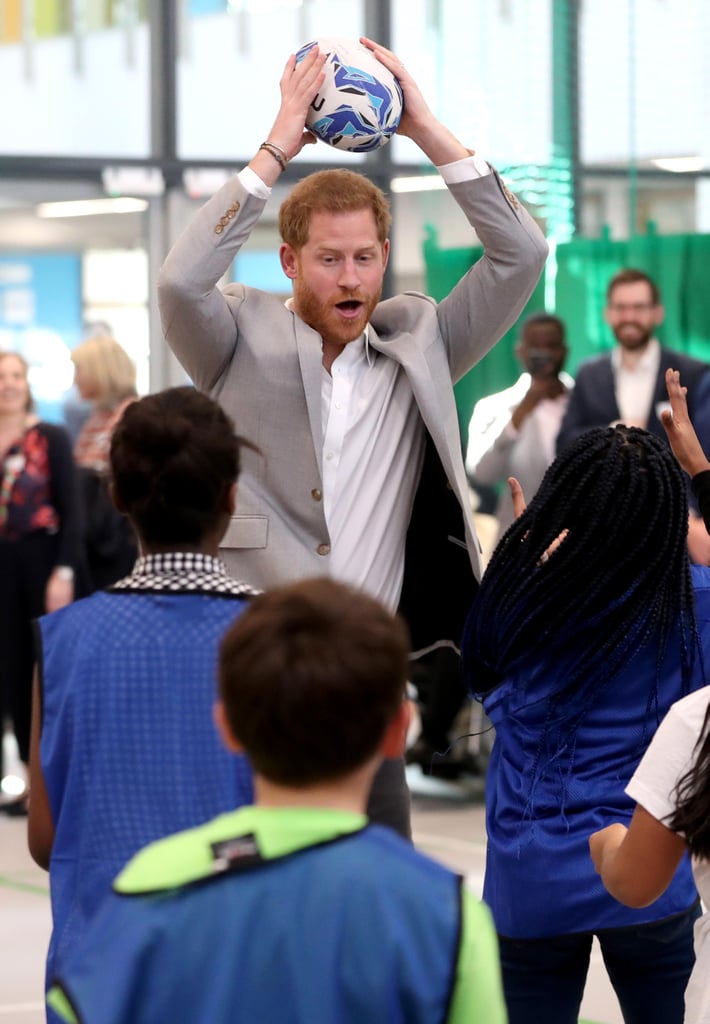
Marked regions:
[464,426,697,717]
[219,578,410,786]
[669,703,710,858]
[110,386,246,546]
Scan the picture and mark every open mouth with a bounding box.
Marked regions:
[335,300,364,318]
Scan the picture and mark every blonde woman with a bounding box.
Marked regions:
[71,336,137,472]
[71,337,139,589]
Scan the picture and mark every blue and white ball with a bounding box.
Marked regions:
[295,37,403,152]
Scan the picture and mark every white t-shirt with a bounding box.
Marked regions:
[627,685,710,1024]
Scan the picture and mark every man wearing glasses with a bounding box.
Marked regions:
[557,267,710,561]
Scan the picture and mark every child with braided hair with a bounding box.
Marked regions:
[463,423,710,1024]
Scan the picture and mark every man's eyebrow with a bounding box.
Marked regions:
[314,243,379,253]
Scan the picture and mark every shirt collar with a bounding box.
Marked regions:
[331,331,373,369]
[109,551,257,597]
[284,298,375,368]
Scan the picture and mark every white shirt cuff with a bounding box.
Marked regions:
[238,166,272,200]
[436,152,491,183]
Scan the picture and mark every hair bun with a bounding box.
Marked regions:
[141,414,191,461]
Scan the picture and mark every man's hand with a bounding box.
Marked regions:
[251,46,326,185]
[511,376,565,431]
[360,37,470,166]
[661,367,710,478]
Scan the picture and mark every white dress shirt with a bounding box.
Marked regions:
[320,333,424,610]
[612,337,661,427]
[466,372,573,537]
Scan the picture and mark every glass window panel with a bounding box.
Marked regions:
[0,4,150,157]
[580,0,710,167]
[391,0,553,167]
[177,0,366,163]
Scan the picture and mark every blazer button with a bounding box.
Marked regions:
[311,488,322,501]
[214,224,224,234]
[317,543,330,556]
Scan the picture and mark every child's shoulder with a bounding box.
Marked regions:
[355,823,463,886]
[115,811,243,896]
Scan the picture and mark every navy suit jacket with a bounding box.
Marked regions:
[556,346,710,454]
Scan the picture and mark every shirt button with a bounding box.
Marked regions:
[317,543,330,556]
[325,452,334,461]
[311,489,322,501]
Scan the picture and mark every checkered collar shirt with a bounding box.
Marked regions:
[109,551,257,598]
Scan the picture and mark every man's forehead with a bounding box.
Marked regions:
[522,323,564,346]
[608,280,655,303]
[306,208,380,243]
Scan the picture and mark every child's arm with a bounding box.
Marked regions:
[28,668,55,870]
[662,367,710,479]
[589,805,687,909]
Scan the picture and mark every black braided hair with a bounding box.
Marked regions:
[463,426,697,720]
[109,386,253,546]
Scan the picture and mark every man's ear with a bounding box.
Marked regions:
[652,303,665,328]
[213,700,244,754]
[380,700,412,760]
[280,243,298,280]
[381,237,390,272]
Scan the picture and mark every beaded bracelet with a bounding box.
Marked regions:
[259,141,288,172]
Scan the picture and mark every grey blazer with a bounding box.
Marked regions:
[158,169,547,649]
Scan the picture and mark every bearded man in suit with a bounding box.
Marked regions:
[158,38,548,837]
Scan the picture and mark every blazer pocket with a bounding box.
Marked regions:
[222,515,268,549]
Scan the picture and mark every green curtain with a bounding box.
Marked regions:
[555,226,710,372]
[423,223,710,436]
[422,224,546,442]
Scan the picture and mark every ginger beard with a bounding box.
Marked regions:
[292,261,383,347]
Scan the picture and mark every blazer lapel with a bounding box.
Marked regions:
[294,318,325,456]
[369,326,473,518]
[598,357,621,422]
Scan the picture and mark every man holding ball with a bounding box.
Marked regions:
[158,38,547,837]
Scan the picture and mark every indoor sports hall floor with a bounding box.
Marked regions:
[0,752,623,1024]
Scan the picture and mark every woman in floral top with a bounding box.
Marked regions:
[0,351,80,813]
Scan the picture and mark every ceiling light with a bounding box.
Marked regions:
[36,198,149,218]
[649,156,705,173]
[390,176,448,194]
